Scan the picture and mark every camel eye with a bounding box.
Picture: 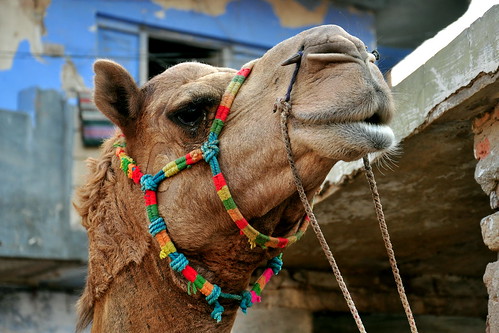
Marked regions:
[172,107,206,128]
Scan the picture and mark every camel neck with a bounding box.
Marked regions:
[90,243,239,332]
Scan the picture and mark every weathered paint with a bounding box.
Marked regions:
[0,0,51,70]
[153,0,345,28]
[475,137,491,160]
[61,58,87,98]
[264,0,329,27]
[153,0,234,15]
[0,0,374,111]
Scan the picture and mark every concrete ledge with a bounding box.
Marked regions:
[319,5,499,200]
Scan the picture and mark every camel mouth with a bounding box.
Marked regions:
[293,108,396,161]
[293,107,391,128]
[342,121,395,151]
[336,111,396,154]
[363,113,382,125]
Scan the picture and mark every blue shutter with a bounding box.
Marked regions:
[97,28,139,82]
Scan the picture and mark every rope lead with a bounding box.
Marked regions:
[363,157,418,333]
[277,47,418,333]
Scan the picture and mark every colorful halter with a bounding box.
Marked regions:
[113,63,309,322]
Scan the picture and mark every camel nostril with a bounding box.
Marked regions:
[305,35,363,62]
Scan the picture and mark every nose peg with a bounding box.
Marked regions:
[281,50,303,66]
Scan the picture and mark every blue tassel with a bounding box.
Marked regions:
[211,301,224,323]
[268,256,283,275]
[239,290,253,314]
[206,284,224,322]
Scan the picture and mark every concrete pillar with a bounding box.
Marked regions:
[473,104,499,332]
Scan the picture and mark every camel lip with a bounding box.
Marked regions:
[292,109,389,127]
[362,113,383,125]
[335,122,396,154]
[306,52,362,64]
[293,120,396,161]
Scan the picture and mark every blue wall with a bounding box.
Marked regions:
[0,0,375,111]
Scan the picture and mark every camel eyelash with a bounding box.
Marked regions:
[170,96,218,130]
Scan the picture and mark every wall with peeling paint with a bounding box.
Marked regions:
[0,0,374,111]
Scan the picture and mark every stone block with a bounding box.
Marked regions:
[481,213,499,251]
[474,107,499,195]
[487,298,499,333]
[485,261,499,333]
[491,184,499,210]
[484,261,499,299]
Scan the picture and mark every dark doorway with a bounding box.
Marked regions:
[147,37,222,79]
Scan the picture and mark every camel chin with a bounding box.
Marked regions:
[294,121,396,162]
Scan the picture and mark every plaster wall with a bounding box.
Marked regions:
[0,88,86,261]
[0,0,374,111]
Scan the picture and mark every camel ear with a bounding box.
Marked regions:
[93,60,142,132]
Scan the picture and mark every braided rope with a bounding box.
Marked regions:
[277,48,418,332]
[363,157,418,333]
[277,100,367,333]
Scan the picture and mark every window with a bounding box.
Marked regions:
[80,15,267,146]
[145,32,224,81]
[96,14,267,84]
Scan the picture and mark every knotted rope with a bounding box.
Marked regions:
[363,157,418,333]
[277,48,418,333]
[277,100,367,333]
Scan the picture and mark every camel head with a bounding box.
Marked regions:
[79,25,394,331]
[93,24,394,242]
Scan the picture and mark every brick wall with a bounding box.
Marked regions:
[473,104,499,332]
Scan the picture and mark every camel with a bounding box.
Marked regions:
[76,25,395,332]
